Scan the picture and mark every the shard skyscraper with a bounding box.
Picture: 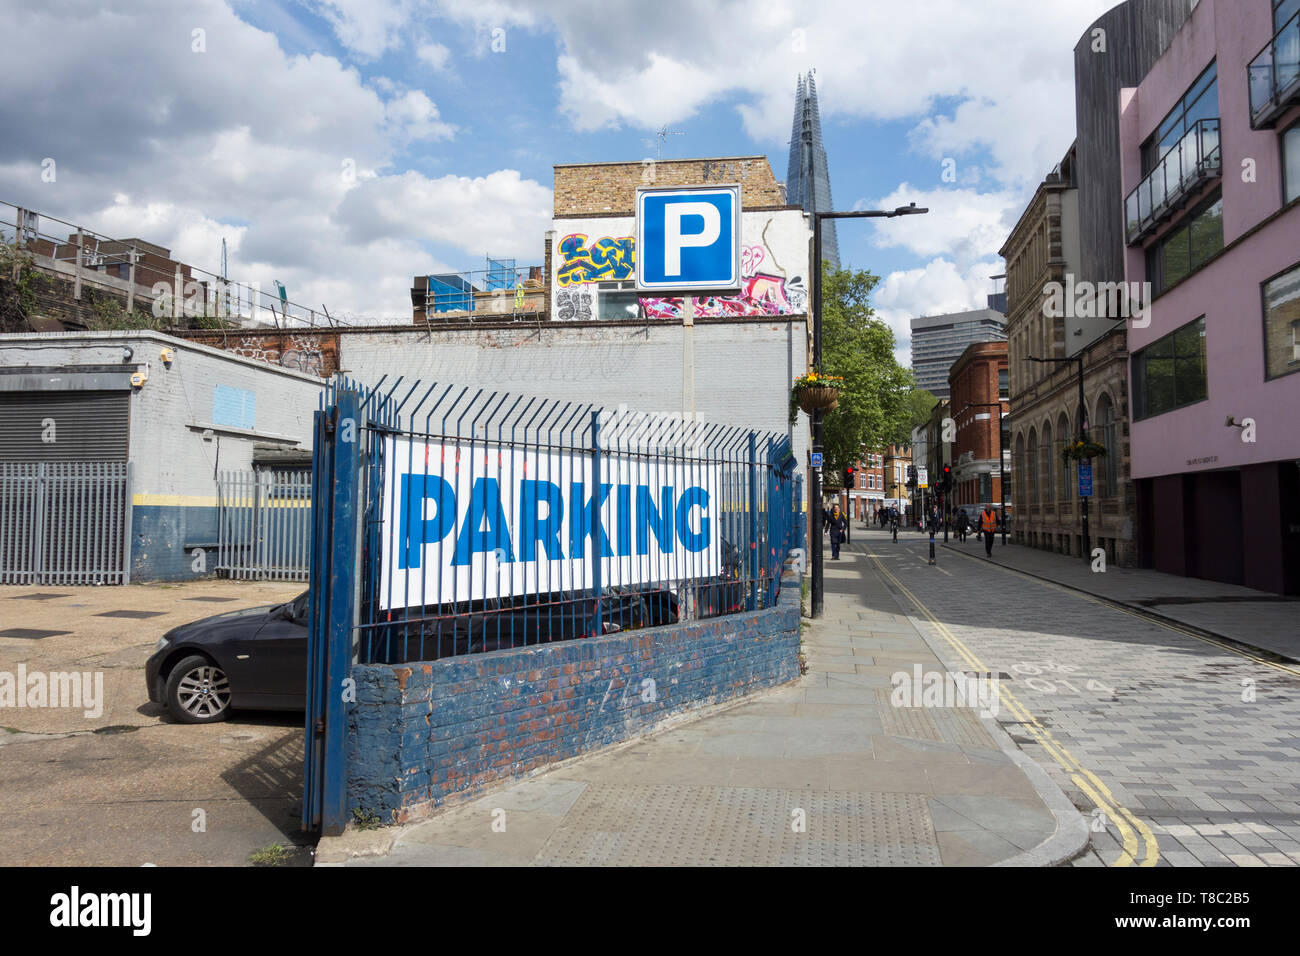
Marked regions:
[785,72,840,271]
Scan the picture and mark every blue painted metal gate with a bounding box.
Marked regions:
[302,376,804,835]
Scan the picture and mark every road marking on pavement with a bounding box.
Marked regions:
[862,545,1160,867]
[942,546,1300,679]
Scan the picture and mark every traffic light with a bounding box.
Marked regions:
[942,464,952,490]
[843,465,856,488]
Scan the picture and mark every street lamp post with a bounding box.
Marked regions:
[961,401,1008,545]
[1028,354,1089,560]
[809,203,928,619]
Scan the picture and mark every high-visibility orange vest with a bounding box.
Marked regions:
[980,509,997,532]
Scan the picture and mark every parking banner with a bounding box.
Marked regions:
[377,435,721,611]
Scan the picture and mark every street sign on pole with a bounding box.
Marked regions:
[1078,459,1093,497]
[810,452,823,468]
[635,186,741,292]
[917,466,929,489]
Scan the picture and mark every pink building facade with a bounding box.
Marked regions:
[1121,0,1300,594]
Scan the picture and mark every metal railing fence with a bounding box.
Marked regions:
[313,376,802,666]
[216,469,312,580]
[0,461,132,585]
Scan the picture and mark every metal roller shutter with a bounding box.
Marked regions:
[0,391,129,461]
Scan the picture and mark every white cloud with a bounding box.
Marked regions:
[417,41,452,72]
[0,0,547,322]
[873,257,1005,366]
[436,0,1117,191]
[384,89,456,142]
[301,0,427,60]
[336,169,551,258]
[859,182,1023,266]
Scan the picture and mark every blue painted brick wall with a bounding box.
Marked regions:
[346,573,802,823]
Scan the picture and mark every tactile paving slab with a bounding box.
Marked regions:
[875,690,944,741]
[535,785,941,866]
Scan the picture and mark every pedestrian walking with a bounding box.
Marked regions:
[979,504,998,556]
[828,504,847,559]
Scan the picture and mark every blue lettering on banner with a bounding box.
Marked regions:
[636,485,674,555]
[399,474,455,570]
[518,480,564,562]
[397,477,713,569]
[383,436,721,610]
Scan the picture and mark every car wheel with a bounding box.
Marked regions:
[165,654,232,724]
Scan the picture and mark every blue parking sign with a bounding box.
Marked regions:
[1078,459,1093,497]
[636,186,740,291]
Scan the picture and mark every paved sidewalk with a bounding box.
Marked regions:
[940,535,1300,662]
[319,550,1086,867]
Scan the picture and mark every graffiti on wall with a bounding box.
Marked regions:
[556,288,593,322]
[641,243,807,318]
[556,234,634,286]
[281,347,324,375]
[554,221,807,320]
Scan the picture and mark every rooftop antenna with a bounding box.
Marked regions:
[656,125,684,160]
[220,238,229,319]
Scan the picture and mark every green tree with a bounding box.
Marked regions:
[903,388,939,433]
[817,264,917,473]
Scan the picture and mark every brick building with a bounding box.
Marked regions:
[549,156,808,326]
[1002,149,1136,564]
[948,342,1009,511]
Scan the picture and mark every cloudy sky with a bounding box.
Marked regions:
[0,0,1123,361]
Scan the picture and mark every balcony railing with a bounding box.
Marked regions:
[1125,118,1221,245]
[1249,10,1300,129]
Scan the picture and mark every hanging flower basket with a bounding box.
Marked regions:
[792,372,844,413]
[1062,439,1107,464]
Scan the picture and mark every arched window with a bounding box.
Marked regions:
[1097,393,1118,497]
[1057,411,1072,502]
[1027,429,1039,506]
[1014,432,1026,510]
[1041,422,1054,504]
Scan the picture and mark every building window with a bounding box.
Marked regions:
[1057,413,1071,501]
[1285,122,1300,206]
[1278,0,1300,34]
[1134,316,1208,418]
[1041,422,1054,503]
[1027,430,1039,506]
[1141,61,1218,176]
[997,368,1009,399]
[1095,394,1118,496]
[597,282,641,320]
[1145,189,1223,294]
[1264,262,1300,379]
[979,473,992,503]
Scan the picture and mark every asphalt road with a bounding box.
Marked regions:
[855,528,1300,867]
[0,580,313,866]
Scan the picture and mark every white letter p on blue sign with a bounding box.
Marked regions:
[636,185,740,291]
[664,202,720,276]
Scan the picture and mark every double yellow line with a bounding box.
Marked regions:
[865,548,1159,867]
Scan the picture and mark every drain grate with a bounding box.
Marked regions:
[183,596,240,603]
[0,628,72,640]
[94,610,168,619]
[14,593,70,601]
